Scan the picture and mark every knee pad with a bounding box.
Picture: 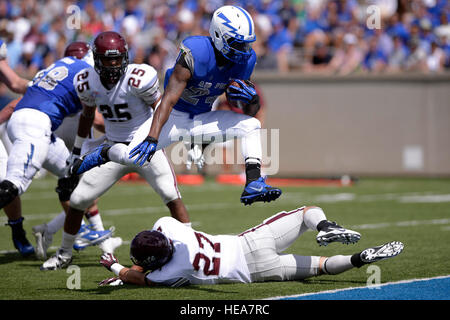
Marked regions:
[55,176,80,202]
[0,180,19,209]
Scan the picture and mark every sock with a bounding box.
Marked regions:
[316,220,334,232]
[85,210,104,231]
[350,252,365,268]
[323,255,355,275]
[7,217,25,237]
[47,211,66,234]
[61,231,76,255]
[303,207,327,231]
[245,158,261,185]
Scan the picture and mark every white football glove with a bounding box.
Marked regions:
[0,41,7,60]
[185,142,205,171]
[98,277,123,286]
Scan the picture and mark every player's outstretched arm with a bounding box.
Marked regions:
[0,97,20,124]
[129,63,191,166]
[148,63,191,140]
[100,253,152,286]
[0,60,29,94]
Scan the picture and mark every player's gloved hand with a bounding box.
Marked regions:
[100,253,119,271]
[98,277,124,286]
[129,136,158,167]
[227,79,259,104]
[65,147,82,176]
[185,142,205,171]
[0,41,7,60]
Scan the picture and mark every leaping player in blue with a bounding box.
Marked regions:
[75,6,282,205]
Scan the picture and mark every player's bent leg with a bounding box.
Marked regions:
[166,199,191,225]
[3,196,34,257]
[6,109,52,195]
[0,180,19,209]
[242,207,309,254]
[303,206,361,246]
[5,216,35,257]
[40,207,83,270]
[137,149,190,225]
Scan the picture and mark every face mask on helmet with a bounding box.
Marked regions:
[221,34,253,64]
[94,52,128,85]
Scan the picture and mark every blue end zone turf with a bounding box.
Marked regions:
[278,276,450,300]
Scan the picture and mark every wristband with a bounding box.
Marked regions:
[111,263,125,276]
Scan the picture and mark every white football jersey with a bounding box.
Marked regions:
[74,63,161,143]
[146,217,251,287]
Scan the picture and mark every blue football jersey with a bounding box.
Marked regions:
[164,36,256,117]
[15,56,91,131]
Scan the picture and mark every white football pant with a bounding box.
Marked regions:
[5,109,69,194]
[108,109,262,166]
[238,207,323,282]
[70,138,180,211]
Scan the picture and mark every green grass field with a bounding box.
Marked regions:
[1,176,449,300]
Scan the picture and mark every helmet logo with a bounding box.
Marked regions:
[105,49,120,56]
[217,12,243,40]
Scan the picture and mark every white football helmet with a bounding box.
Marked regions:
[209,5,256,64]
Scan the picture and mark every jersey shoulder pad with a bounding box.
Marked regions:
[180,36,214,77]
[127,63,161,105]
[73,67,97,106]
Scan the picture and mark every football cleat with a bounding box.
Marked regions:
[69,144,110,176]
[99,237,123,254]
[360,241,404,263]
[32,223,54,260]
[240,177,282,206]
[6,218,35,257]
[40,249,72,270]
[316,221,361,246]
[73,224,114,251]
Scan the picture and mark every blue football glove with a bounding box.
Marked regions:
[128,136,158,166]
[227,79,258,104]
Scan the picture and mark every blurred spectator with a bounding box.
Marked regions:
[326,33,364,75]
[0,0,448,77]
[301,41,332,72]
[363,36,388,72]
[404,37,428,71]
[387,35,410,72]
[425,39,446,72]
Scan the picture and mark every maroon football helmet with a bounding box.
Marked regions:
[92,31,129,85]
[130,230,174,271]
[64,41,90,59]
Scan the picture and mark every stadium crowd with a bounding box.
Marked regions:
[0,0,449,80]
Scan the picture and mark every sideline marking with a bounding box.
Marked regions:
[265,275,450,300]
